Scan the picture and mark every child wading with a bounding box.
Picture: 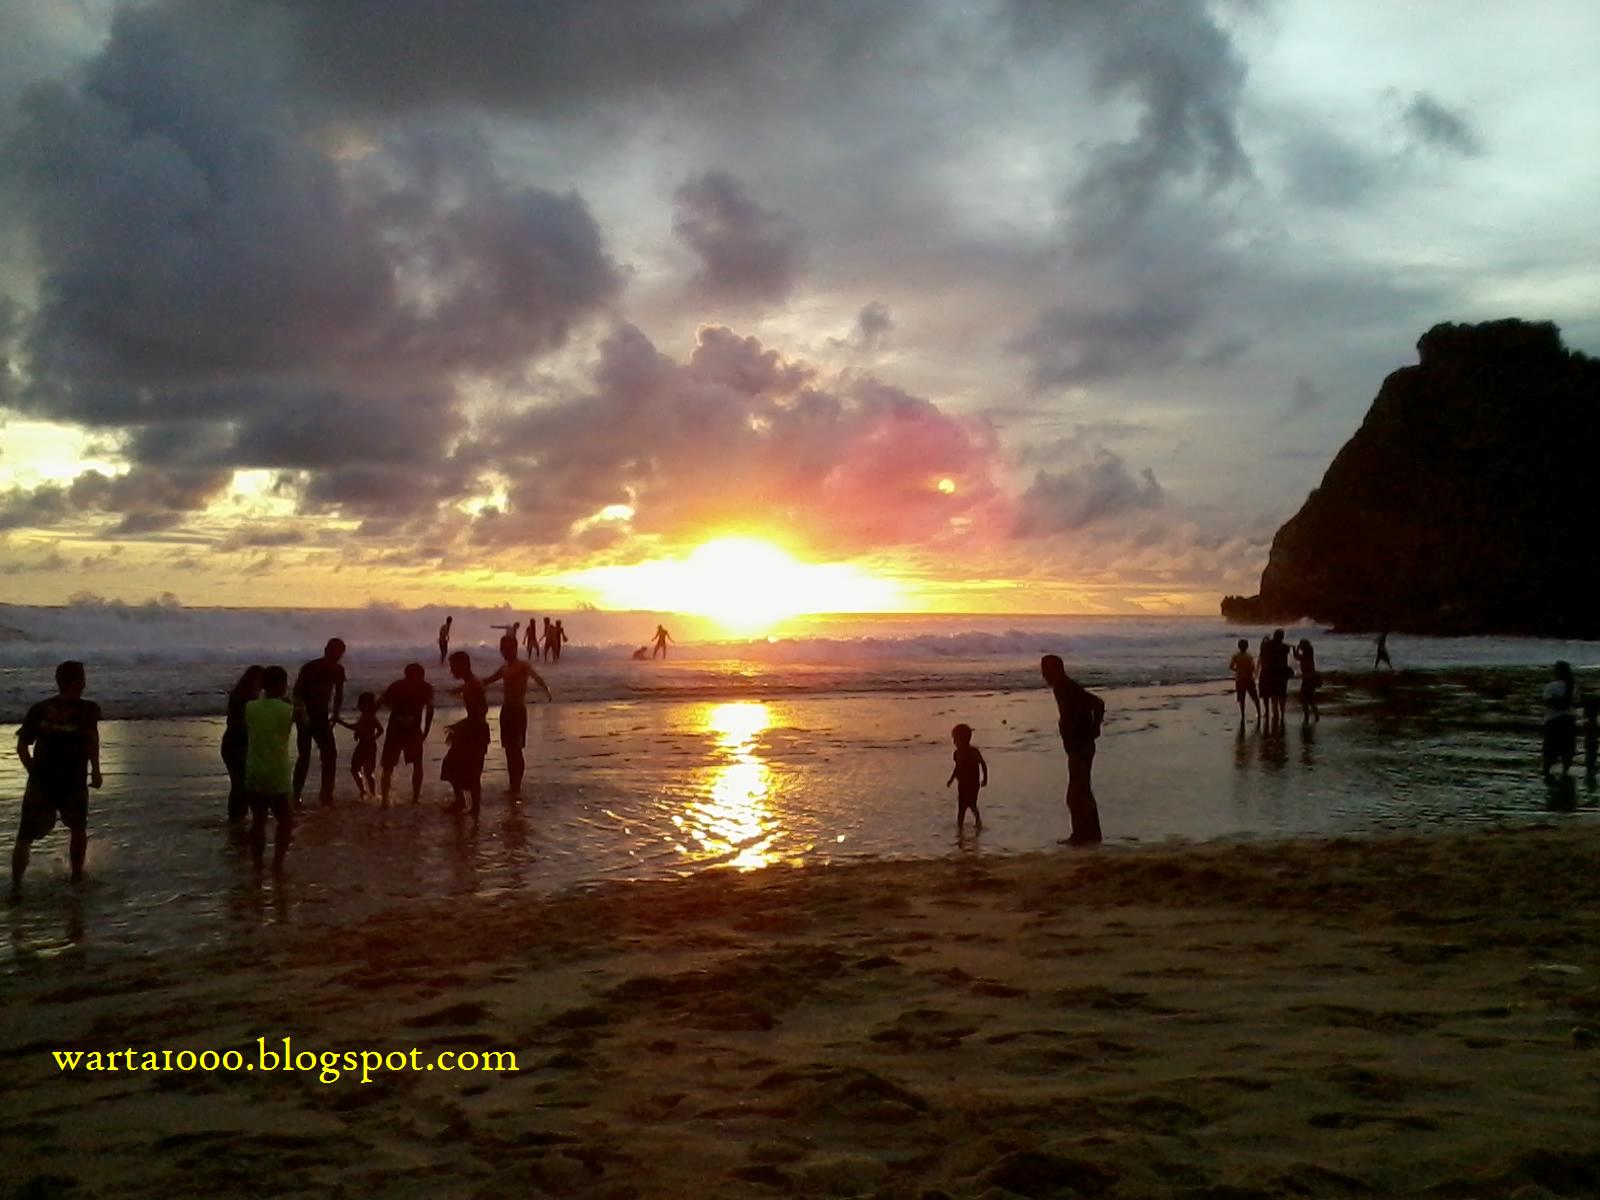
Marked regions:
[342,693,383,801]
[245,666,300,871]
[11,660,102,902]
[947,723,988,830]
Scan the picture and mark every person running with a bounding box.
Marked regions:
[483,635,552,798]
[946,723,988,831]
[1374,631,1392,670]
[1293,638,1321,723]
[1041,654,1105,846]
[438,616,453,666]
[378,664,434,806]
[222,665,263,822]
[244,666,299,872]
[1228,639,1260,723]
[1542,661,1582,780]
[523,618,540,661]
[441,651,491,816]
[11,661,102,901]
[340,692,383,802]
[292,638,346,807]
[651,624,673,659]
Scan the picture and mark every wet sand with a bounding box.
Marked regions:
[6,824,1600,1199]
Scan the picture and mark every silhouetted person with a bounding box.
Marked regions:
[244,665,298,871]
[1374,631,1392,670]
[438,616,453,666]
[541,618,556,663]
[441,651,490,816]
[293,637,346,806]
[946,723,988,831]
[378,663,434,806]
[340,692,383,802]
[1542,660,1582,780]
[222,664,263,822]
[631,645,650,661]
[1041,654,1104,845]
[483,636,551,798]
[491,621,518,641]
[12,661,102,901]
[1263,629,1292,727]
[1228,639,1260,722]
[524,618,540,661]
[553,620,568,662]
[1293,638,1321,723]
[652,624,673,659]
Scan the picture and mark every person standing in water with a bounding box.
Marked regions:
[482,635,552,798]
[946,723,988,831]
[340,693,383,802]
[1228,639,1260,723]
[11,661,102,901]
[1041,655,1105,845]
[541,618,557,663]
[222,665,263,822]
[1542,661,1582,780]
[438,616,453,666]
[244,666,299,871]
[523,618,540,661]
[441,651,491,816]
[292,637,346,807]
[1374,631,1392,670]
[651,624,673,659]
[1293,638,1321,723]
[378,663,434,806]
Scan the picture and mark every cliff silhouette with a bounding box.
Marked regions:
[1223,319,1600,636]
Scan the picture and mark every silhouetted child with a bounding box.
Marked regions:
[1228,638,1260,722]
[341,693,383,801]
[946,724,988,830]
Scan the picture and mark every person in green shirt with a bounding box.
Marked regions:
[245,666,303,871]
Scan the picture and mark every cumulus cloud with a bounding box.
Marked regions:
[1013,449,1165,537]
[1400,92,1483,157]
[1009,293,1204,389]
[673,171,807,306]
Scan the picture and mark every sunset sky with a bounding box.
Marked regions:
[2,0,1597,616]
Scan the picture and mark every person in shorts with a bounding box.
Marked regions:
[482,636,551,799]
[341,692,383,802]
[245,666,300,871]
[11,661,102,901]
[378,663,435,806]
[1228,639,1260,723]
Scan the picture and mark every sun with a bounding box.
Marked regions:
[572,536,901,631]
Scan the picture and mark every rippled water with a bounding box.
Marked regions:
[5,668,1597,971]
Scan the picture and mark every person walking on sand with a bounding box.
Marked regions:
[1293,638,1321,724]
[1542,661,1582,780]
[438,616,453,666]
[244,666,299,872]
[1374,630,1392,671]
[441,651,491,817]
[1041,654,1105,845]
[483,635,551,798]
[378,664,434,806]
[222,665,263,823]
[523,618,540,661]
[340,692,383,802]
[1228,639,1260,723]
[651,624,673,659]
[293,637,346,807]
[11,661,102,902]
[946,723,988,831]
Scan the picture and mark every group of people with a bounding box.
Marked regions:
[437,616,569,667]
[1229,630,1322,726]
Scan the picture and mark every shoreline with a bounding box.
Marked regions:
[6,823,1600,1197]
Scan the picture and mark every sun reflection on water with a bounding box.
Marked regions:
[673,701,778,870]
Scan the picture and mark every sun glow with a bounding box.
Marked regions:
[570,537,902,631]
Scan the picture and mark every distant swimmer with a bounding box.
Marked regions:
[523,618,540,661]
[223,665,264,822]
[1228,639,1260,723]
[438,616,453,666]
[292,637,346,807]
[631,646,649,661]
[1293,638,1321,724]
[1542,661,1582,781]
[11,661,102,901]
[441,651,490,817]
[244,666,299,872]
[1374,631,1392,670]
[651,624,673,659]
[378,664,434,806]
[483,635,552,798]
[1041,654,1105,846]
[340,692,383,802]
[946,723,988,831]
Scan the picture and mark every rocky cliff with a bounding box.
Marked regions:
[1222,319,1600,636]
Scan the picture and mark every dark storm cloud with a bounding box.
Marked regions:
[1009,294,1204,389]
[1013,450,1165,538]
[829,301,895,353]
[0,466,231,532]
[0,1,621,531]
[673,172,807,307]
[1401,92,1483,157]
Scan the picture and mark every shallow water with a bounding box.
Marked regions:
[5,670,1597,971]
